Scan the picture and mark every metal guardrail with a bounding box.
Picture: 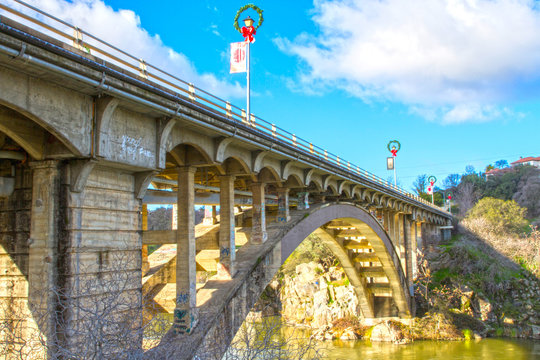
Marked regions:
[0,0,445,212]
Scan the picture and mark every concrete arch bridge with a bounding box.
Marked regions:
[0,3,451,359]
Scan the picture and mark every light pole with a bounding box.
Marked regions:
[243,16,254,123]
[387,140,401,186]
[427,176,437,204]
[232,5,264,124]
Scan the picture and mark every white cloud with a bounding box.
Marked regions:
[279,0,540,122]
[4,0,243,99]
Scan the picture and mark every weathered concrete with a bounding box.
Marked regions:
[174,166,197,334]
[218,175,236,279]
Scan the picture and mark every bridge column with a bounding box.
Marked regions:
[403,217,414,289]
[174,166,197,334]
[28,160,62,355]
[250,182,267,244]
[142,203,149,274]
[382,209,390,233]
[297,192,309,210]
[218,175,236,279]
[276,187,290,222]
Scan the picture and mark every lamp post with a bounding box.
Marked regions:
[427,176,437,204]
[243,16,254,123]
[387,140,401,186]
[232,5,263,124]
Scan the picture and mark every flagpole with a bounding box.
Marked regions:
[246,41,250,124]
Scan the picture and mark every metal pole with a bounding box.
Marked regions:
[393,157,397,186]
[246,41,250,124]
[432,192,434,204]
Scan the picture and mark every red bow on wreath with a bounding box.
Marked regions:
[241,26,256,43]
[391,149,398,157]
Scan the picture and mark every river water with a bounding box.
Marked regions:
[325,338,539,360]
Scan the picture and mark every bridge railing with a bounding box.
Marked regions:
[0,0,445,212]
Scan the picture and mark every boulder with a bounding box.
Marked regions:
[339,327,357,340]
[370,321,404,342]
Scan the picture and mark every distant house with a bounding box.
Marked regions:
[485,156,540,178]
[511,156,540,168]
[485,167,513,178]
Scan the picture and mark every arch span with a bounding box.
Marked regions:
[158,203,414,360]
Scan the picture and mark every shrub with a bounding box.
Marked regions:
[466,197,527,233]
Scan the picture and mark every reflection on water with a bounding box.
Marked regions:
[326,338,539,360]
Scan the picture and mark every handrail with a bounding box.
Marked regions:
[0,0,447,213]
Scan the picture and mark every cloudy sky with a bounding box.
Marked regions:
[5,0,539,189]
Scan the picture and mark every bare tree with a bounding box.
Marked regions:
[413,174,428,195]
[455,182,478,217]
[1,250,171,359]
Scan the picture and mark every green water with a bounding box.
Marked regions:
[325,338,539,360]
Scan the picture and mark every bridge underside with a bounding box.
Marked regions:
[147,203,418,359]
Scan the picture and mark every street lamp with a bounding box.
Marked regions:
[243,16,254,27]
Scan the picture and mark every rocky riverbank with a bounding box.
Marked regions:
[255,227,540,342]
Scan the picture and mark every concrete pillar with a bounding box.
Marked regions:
[276,187,290,222]
[382,210,390,233]
[416,222,423,250]
[403,217,414,289]
[218,175,236,279]
[174,166,197,334]
[251,182,267,244]
[297,192,309,210]
[142,203,149,274]
[202,205,217,225]
[28,160,62,355]
[387,210,395,244]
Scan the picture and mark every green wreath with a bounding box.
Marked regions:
[233,4,264,33]
[428,176,437,184]
[387,140,401,153]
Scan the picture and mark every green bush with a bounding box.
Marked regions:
[466,197,527,233]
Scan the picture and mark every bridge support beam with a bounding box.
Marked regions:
[250,182,267,244]
[218,175,236,279]
[297,192,309,210]
[276,187,290,222]
[28,160,62,356]
[403,217,414,293]
[174,166,197,334]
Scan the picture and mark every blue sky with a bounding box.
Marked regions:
[15,0,540,190]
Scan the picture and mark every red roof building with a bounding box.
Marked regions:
[511,156,540,168]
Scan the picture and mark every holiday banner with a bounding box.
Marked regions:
[230,42,246,73]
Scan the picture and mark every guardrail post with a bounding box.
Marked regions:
[336,156,340,166]
[324,150,328,160]
[309,143,314,154]
[188,83,195,101]
[271,124,276,137]
[241,109,247,124]
[139,59,148,79]
[292,134,297,147]
[250,114,256,128]
[226,102,232,117]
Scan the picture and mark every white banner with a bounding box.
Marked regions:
[230,42,246,73]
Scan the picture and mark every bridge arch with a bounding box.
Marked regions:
[277,204,411,319]
[0,104,79,159]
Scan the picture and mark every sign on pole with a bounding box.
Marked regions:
[386,157,394,170]
[230,42,246,73]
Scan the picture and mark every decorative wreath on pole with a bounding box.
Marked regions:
[387,140,401,157]
[233,4,264,33]
[428,176,437,184]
